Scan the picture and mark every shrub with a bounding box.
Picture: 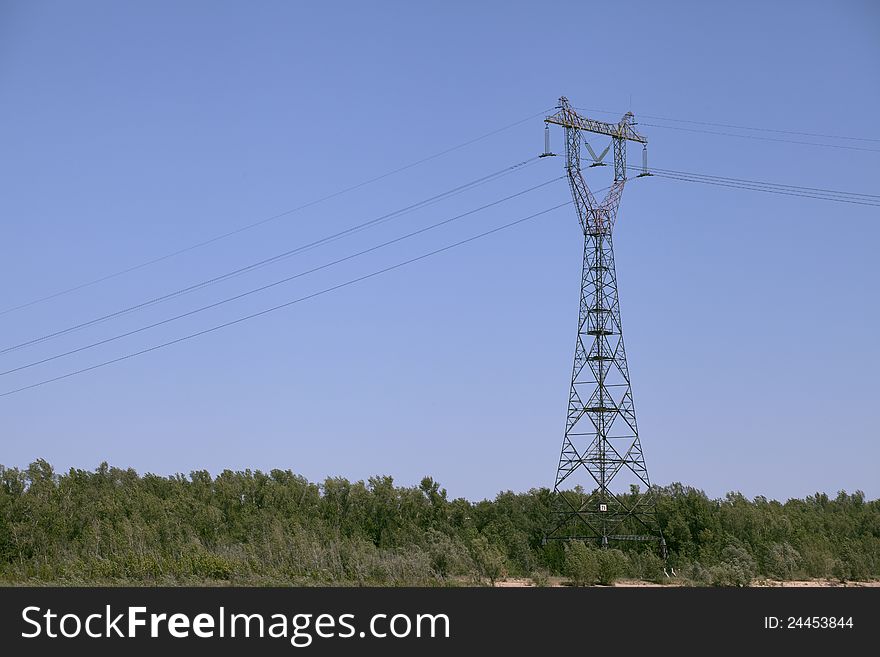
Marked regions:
[708,545,756,587]
[596,548,627,585]
[764,542,800,580]
[470,536,505,585]
[424,529,470,579]
[628,550,666,583]
[564,541,598,586]
[530,568,551,587]
[708,562,750,587]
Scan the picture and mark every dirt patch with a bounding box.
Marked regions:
[494,578,536,587]
[493,577,880,588]
[751,579,880,588]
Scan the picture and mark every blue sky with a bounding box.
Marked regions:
[1,0,878,501]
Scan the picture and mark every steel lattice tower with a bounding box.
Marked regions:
[544,97,665,556]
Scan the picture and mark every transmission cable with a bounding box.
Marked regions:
[638,114,880,143]
[574,157,880,205]
[0,157,544,357]
[638,122,880,153]
[0,107,553,318]
[636,165,880,200]
[628,165,880,206]
[651,173,880,206]
[0,200,574,399]
[572,106,880,148]
[0,177,566,378]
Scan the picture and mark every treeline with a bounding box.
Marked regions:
[0,460,877,586]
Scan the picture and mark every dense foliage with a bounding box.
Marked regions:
[0,461,877,586]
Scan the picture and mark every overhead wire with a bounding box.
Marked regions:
[575,107,880,151]
[0,177,567,377]
[0,107,554,318]
[576,154,879,205]
[0,199,574,399]
[637,114,880,143]
[651,174,880,206]
[636,165,880,200]
[638,122,880,153]
[8,100,878,397]
[629,165,880,207]
[0,157,545,357]
[8,138,876,395]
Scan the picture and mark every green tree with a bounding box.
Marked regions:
[596,548,627,585]
[764,542,800,580]
[564,541,598,586]
[470,535,505,585]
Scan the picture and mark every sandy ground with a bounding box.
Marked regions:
[494,577,880,588]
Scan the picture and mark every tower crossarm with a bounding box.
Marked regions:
[545,97,642,233]
[545,99,647,145]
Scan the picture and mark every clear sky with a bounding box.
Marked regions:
[1,1,878,502]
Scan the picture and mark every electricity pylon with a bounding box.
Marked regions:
[544,97,665,556]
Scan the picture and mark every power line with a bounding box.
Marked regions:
[653,174,880,206]
[639,165,880,200]
[0,176,565,377]
[574,106,880,146]
[0,201,572,399]
[0,107,554,318]
[579,156,880,205]
[639,122,880,153]
[0,157,544,357]
[636,166,880,207]
[639,113,880,144]
[617,163,880,205]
